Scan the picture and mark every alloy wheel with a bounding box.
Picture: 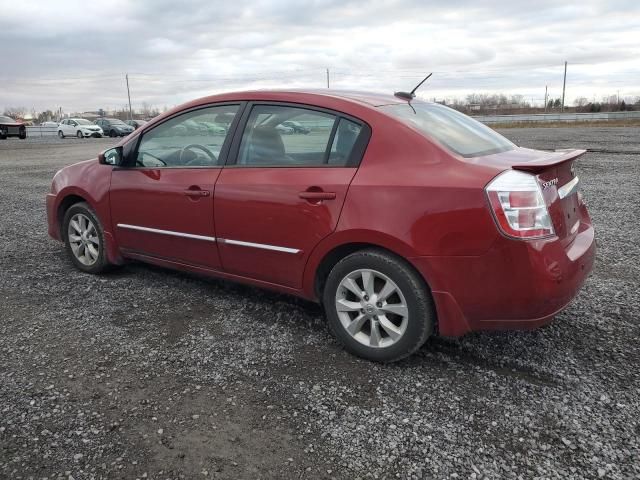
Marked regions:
[335,269,409,348]
[67,213,100,266]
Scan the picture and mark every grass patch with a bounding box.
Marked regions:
[490,119,640,129]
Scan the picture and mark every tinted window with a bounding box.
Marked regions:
[380,103,515,157]
[237,105,338,166]
[135,105,238,168]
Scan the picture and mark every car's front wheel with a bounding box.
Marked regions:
[109,130,117,138]
[323,249,435,362]
[63,202,110,274]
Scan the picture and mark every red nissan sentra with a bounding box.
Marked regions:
[46,90,595,362]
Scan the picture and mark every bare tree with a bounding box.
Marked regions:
[3,106,28,119]
[574,97,589,107]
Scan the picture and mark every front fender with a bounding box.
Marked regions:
[48,160,122,264]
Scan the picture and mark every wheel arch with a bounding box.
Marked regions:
[57,193,89,241]
[304,231,432,302]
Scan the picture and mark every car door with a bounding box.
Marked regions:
[214,103,370,288]
[109,103,242,269]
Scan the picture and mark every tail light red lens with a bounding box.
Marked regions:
[486,170,555,239]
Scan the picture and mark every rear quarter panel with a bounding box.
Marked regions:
[302,115,504,298]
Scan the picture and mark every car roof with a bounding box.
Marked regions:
[183,89,409,109]
[136,89,418,139]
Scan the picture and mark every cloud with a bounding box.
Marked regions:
[0,0,638,112]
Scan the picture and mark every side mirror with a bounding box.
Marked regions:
[99,146,123,166]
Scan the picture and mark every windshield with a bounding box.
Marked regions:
[74,119,92,125]
[380,102,515,157]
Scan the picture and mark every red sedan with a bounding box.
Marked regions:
[46,90,595,362]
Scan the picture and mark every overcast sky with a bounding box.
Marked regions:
[1,0,638,113]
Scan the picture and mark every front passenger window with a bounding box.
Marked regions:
[135,105,239,168]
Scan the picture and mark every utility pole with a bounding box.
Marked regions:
[561,61,567,113]
[326,68,330,89]
[544,85,548,113]
[125,74,133,121]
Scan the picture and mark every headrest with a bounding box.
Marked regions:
[248,127,285,164]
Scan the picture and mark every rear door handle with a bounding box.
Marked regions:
[184,189,210,197]
[298,191,336,200]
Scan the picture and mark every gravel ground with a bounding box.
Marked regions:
[0,129,638,479]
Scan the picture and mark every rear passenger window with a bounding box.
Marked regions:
[237,105,344,167]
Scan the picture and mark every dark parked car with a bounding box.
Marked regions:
[95,118,134,137]
[0,115,27,140]
[46,89,595,362]
[126,119,148,130]
[282,120,310,134]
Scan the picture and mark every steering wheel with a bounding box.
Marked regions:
[179,144,217,165]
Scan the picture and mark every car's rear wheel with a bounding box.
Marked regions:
[18,128,27,140]
[76,130,83,139]
[58,130,64,139]
[63,202,110,274]
[323,249,435,362]
[109,130,117,138]
[0,128,7,140]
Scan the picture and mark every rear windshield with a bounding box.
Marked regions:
[380,103,515,157]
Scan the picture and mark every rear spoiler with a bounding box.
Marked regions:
[512,149,587,173]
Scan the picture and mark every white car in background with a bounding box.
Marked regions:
[58,119,103,138]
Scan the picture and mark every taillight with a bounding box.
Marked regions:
[486,170,555,239]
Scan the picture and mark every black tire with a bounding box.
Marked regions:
[62,202,110,274]
[322,249,435,362]
[0,129,7,140]
[19,129,27,140]
[76,130,83,139]
[58,130,64,139]
[109,130,117,138]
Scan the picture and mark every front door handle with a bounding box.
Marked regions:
[183,189,210,197]
[298,191,336,200]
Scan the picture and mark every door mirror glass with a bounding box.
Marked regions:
[99,147,123,165]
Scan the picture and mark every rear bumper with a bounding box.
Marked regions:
[411,220,596,337]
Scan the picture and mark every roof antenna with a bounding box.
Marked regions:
[394,73,433,100]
